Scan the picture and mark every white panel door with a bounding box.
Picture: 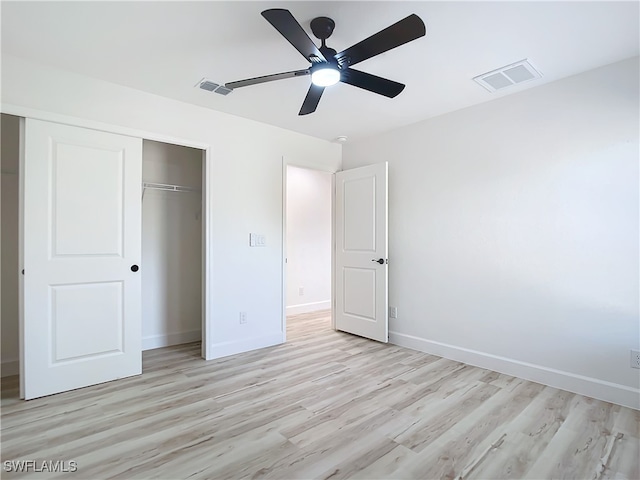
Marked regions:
[22,118,142,399]
[335,162,388,342]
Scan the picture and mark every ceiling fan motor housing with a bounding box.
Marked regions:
[310,16,335,41]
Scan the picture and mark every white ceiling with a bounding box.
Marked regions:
[2,1,638,142]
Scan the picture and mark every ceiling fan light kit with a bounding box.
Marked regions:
[311,64,340,86]
[224,8,426,115]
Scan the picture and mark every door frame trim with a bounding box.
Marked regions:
[4,104,213,364]
[1,104,210,150]
[18,116,25,398]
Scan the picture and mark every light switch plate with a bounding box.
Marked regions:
[249,233,266,247]
[631,350,640,369]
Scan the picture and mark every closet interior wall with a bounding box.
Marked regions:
[142,140,203,350]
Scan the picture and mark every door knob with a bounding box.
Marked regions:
[372,258,385,264]
[131,265,139,272]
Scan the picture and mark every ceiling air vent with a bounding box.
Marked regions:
[473,59,542,93]
[196,78,233,96]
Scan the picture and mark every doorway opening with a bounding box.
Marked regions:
[284,165,333,335]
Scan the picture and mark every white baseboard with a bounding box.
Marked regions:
[205,332,284,361]
[1,358,19,377]
[1,330,281,373]
[390,331,640,410]
[286,300,331,316]
[143,330,202,351]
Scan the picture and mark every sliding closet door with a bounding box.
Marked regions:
[22,119,143,399]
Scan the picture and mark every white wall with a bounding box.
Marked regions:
[1,114,20,376]
[1,55,341,360]
[286,166,332,315]
[142,140,202,350]
[342,57,640,409]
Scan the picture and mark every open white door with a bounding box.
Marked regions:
[22,119,142,399]
[335,162,388,342]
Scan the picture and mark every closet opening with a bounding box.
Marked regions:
[142,139,205,354]
[1,114,20,379]
[1,114,211,398]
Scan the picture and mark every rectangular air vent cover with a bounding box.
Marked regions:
[214,85,232,96]
[196,78,233,95]
[473,59,542,92]
[199,80,219,91]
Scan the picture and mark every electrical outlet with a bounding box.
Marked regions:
[389,306,397,319]
[631,350,640,369]
[299,287,304,296]
[239,312,247,324]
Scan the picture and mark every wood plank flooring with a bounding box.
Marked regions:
[1,310,639,479]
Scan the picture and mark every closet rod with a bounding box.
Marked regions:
[143,182,200,193]
[142,182,201,200]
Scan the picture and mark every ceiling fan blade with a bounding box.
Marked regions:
[225,69,310,89]
[262,9,327,63]
[299,84,325,115]
[335,14,425,68]
[340,68,405,98]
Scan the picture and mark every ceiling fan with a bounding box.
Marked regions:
[224,9,426,115]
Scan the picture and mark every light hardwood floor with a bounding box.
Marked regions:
[1,310,639,479]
